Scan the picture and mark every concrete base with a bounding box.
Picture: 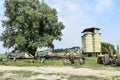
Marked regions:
[83,52,100,57]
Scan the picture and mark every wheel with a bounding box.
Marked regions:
[0,57,2,62]
[70,58,75,64]
[79,58,84,65]
[40,58,45,63]
[63,59,67,65]
[103,54,110,65]
[13,57,16,62]
[97,57,103,64]
[116,54,120,66]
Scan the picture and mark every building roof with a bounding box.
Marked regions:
[82,27,100,33]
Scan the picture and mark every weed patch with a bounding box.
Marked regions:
[11,70,40,77]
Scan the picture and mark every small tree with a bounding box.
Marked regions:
[0,0,65,57]
[101,42,116,53]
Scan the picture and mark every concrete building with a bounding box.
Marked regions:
[81,27,101,56]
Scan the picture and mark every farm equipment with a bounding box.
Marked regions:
[97,47,120,66]
[7,52,34,60]
[36,49,85,64]
[35,50,64,63]
[63,49,85,65]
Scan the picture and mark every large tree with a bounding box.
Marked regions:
[0,0,65,57]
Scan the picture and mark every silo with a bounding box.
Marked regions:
[93,33,101,52]
[81,35,85,52]
[84,32,93,52]
[81,27,101,56]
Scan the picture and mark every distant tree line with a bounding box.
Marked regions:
[53,43,117,54]
[53,46,80,53]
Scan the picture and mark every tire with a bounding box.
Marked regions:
[79,58,84,65]
[70,59,74,64]
[0,57,2,62]
[103,54,110,65]
[97,57,103,64]
[63,59,67,65]
[13,57,16,62]
[116,54,120,66]
[40,58,45,63]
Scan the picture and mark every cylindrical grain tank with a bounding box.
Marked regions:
[81,27,101,56]
[84,32,93,52]
[81,35,85,52]
[93,33,101,52]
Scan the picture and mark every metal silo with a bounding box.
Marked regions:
[81,35,85,52]
[81,27,101,56]
[84,32,93,53]
[93,32,101,52]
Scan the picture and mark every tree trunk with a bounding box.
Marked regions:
[28,47,37,59]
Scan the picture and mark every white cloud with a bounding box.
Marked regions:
[50,0,63,12]
[0,16,7,53]
[65,1,79,12]
[0,0,4,7]
[0,21,1,25]
[0,9,4,16]
[0,0,5,20]
[49,0,92,24]
[96,0,112,14]
[50,0,79,13]
[47,0,99,48]
[0,21,3,35]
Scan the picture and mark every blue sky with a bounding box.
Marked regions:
[0,0,120,53]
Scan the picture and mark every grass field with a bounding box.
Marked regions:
[0,53,120,71]
[0,54,120,80]
[0,54,7,58]
[0,67,119,80]
[0,70,120,80]
[0,54,120,70]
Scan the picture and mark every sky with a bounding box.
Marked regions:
[0,0,120,53]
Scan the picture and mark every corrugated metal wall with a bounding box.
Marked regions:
[82,31,101,53]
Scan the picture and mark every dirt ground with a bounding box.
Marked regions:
[0,65,120,80]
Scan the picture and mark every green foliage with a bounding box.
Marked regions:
[0,0,65,56]
[68,75,102,80]
[0,57,110,69]
[68,76,117,80]
[53,48,65,53]
[1,57,120,70]
[53,46,80,53]
[101,42,116,53]
[0,59,63,67]
[0,72,4,77]
[0,54,7,58]
[4,78,15,80]
[78,57,105,69]
[11,70,38,77]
